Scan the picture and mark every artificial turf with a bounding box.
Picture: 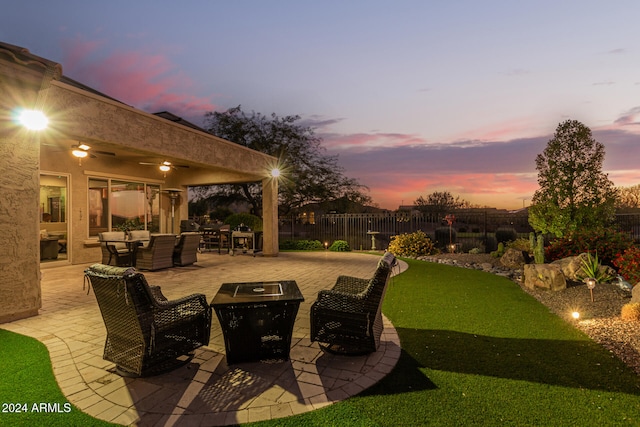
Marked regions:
[249,258,640,426]
[0,328,117,427]
[2,257,640,426]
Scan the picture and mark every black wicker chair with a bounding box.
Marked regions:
[84,264,211,377]
[310,252,397,355]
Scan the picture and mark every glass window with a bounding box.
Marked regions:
[88,178,161,237]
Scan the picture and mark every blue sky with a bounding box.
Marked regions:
[3,1,640,209]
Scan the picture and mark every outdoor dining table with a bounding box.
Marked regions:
[210,281,304,364]
[101,239,142,267]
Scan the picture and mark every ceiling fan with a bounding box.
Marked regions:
[71,143,115,165]
[139,160,189,176]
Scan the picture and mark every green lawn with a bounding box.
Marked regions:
[249,258,640,426]
[2,257,640,426]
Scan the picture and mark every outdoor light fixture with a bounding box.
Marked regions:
[572,311,580,319]
[18,109,49,130]
[585,277,597,302]
[72,149,88,158]
[71,143,91,165]
[270,168,281,178]
[159,164,171,172]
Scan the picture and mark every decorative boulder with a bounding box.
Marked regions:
[500,248,527,269]
[551,253,617,283]
[630,284,640,304]
[551,253,590,282]
[523,264,567,291]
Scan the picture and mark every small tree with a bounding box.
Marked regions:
[528,119,616,237]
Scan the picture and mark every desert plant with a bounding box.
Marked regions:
[468,247,482,254]
[495,227,518,244]
[534,234,545,264]
[529,232,536,252]
[491,242,505,258]
[621,303,640,321]
[613,246,640,285]
[329,240,351,252]
[388,230,438,257]
[577,252,614,284]
[545,227,633,265]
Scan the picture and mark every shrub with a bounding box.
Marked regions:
[483,235,498,253]
[329,240,351,252]
[461,239,484,254]
[468,247,482,254]
[280,239,324,250]
[621,303,640,321]
[224,213,263,231]
[434,227,456,248]
[388,230,438,257]
[545,228,633,266]
[507,238,531,252]
[495,227,518,244]
[613,246,640,285]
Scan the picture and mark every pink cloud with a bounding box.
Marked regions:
[60,37,217,123]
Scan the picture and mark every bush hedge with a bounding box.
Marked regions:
[388,230,438,257]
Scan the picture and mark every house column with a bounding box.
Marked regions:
[262,176,279,256]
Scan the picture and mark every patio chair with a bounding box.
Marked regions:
[135,234,177,271]
[84,263,211,377]
[127,230,151,247]
[173,232,201,266]
[310,252,397,355]
[98,231,129,266]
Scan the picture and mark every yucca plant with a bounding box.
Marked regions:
[577,252,613,284]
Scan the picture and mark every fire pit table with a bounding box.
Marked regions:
[211,281,304,364]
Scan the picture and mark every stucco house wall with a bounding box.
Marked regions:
[0,41,279,323]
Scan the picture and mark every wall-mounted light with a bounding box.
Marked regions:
[18,109,49,130]
[270,168,281,178]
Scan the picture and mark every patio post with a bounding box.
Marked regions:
[262,176,279,256]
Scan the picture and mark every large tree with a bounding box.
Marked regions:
[616,184,640,209]
[195,106,371,216]
[528,119,616,237]
[414,191,470,218]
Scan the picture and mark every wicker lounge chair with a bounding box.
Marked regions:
[173,232,201,266]
[135,234,177,270]
[310,252,396,354]
[84,264,211,376]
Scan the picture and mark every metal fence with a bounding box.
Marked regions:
[278,211,640,251]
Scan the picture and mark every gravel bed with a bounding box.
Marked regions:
[430,253,640,376]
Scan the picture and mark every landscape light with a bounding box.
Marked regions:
[18,109,49,130]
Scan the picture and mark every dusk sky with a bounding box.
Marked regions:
[4,1,640,210]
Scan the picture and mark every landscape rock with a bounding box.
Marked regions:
[500,248,527,269]
[523,264,567,291]
[551,253,590,282]
[631,284,640,304]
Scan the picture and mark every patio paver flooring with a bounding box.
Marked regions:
[1,251,406,426]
